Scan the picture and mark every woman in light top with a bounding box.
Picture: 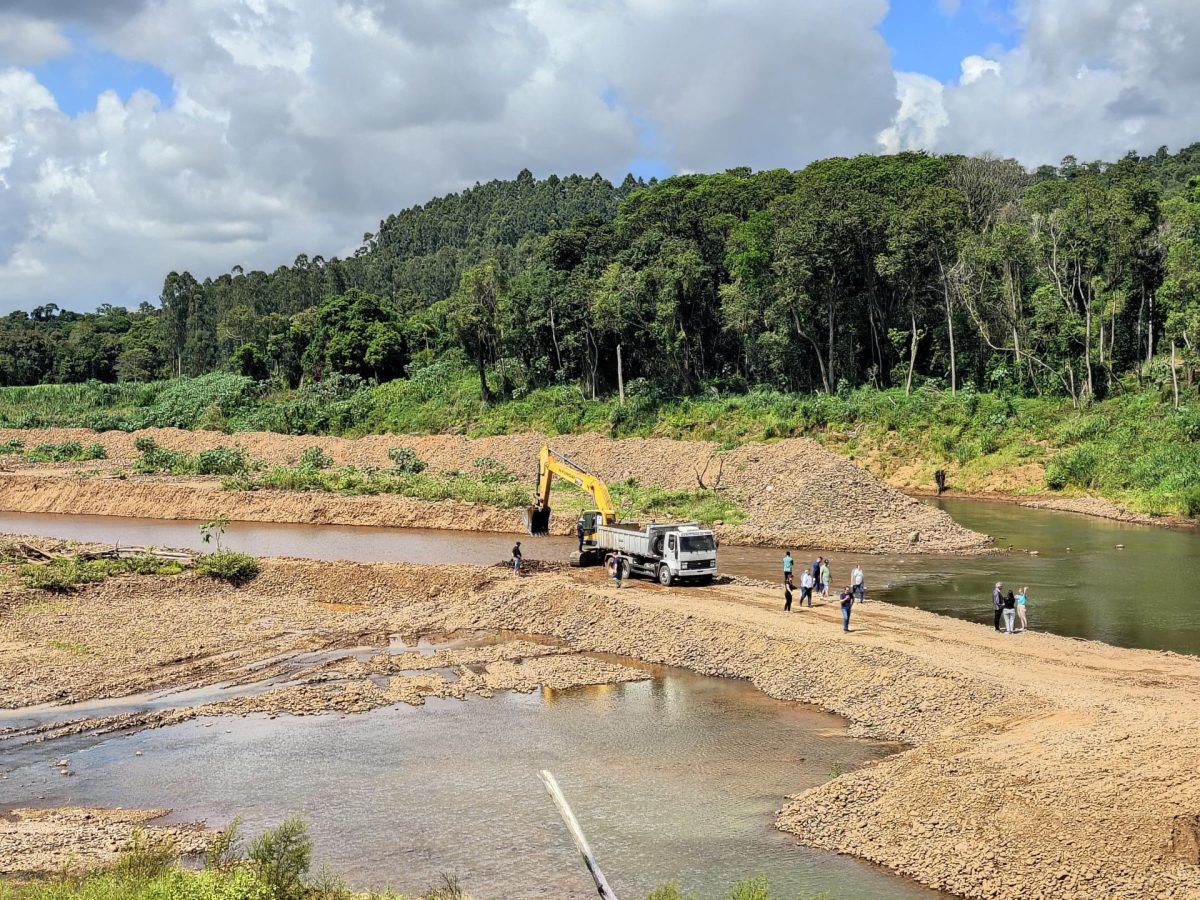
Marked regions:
[1016,587,1029,632]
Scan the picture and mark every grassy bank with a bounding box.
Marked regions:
[2,368,1197,518]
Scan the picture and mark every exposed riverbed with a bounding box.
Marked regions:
[3,496,1197,654]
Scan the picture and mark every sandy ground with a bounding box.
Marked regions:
[0,427,990,552]
[2,547,1199,898]
[0,808,208,877]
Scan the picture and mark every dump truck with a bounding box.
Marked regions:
[524,446,718,584]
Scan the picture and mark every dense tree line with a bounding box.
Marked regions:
[4,147,1200,408]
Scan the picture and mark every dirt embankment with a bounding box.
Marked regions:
[0,427,990,553]
[2,554,1199,898]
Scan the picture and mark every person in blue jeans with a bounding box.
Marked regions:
[839,585,854,632]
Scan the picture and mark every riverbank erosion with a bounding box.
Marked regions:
[0,427,990,552]
[2,553,1198,898]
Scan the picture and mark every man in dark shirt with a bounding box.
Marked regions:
[992,582,1003,631]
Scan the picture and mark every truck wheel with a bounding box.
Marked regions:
[657,565,673,587]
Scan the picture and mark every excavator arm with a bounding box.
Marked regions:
[525,446,616,535]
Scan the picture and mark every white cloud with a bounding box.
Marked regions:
[0,14,72,66]
[0,0,899,312]
[884,0,1200,164]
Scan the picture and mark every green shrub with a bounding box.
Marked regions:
[726,876,771,900]
[196,550,259,584]
[387,446,425,474]
[133,439,194,474]
[19,555,183,591]
[0,438,24,454]
[648,884,697,900]
[298,446,333,470]
[112,829,177,882]
[248,817,311,900]
[471,456,513,484]
[25,441,106,463]
[195,447,250,476]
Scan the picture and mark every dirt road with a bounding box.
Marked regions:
[0,427,990,552]
[2,548,1198,899]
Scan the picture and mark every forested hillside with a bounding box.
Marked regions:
[3,146,1199,411]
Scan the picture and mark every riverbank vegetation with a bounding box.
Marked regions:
[2,146,1199,516]
[0,814,813,900]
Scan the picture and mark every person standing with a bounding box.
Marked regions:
[819,558,831,600]
[851,565,865,602]
[811,557,821,588]
[992,582,1003,631]
[609,553,625,589]
[576,518,585,553]
[1016,587,1029,632]
[1003,590,1017,633]
[512,541,523,574]
[840,585,854,632]
[783,551,794,584]
[783,577,793,613]
[800,569,814,607]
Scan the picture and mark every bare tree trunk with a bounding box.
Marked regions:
[1172,341,1180,409]
[1147,293,1155,364]
[906,311,918,395]
[945,289,957,394]
[616,343,625,406]
[827,299,836,391]
[1083,297,1094,400]
[548,303,563,371]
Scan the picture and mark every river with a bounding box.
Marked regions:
[2,498,1197,653]
[0,636,946,900]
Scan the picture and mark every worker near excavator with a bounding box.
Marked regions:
[576,517,585,552]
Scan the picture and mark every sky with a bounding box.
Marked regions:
[1,0,1199,313]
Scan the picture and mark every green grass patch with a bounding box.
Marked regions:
[19,556,184,592]
[46,640,93,657]
[25,441,106,463]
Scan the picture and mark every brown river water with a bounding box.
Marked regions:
[2,497,1197,653]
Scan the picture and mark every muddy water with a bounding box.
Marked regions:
[0,663,943,900]
[3,500,1198,653]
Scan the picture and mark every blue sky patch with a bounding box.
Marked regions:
[33,28,174,116]
[881,0,1018,83]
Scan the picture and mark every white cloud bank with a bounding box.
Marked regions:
[888,0,1200,163]
[2,0,1200,313]
[0,0,895,311]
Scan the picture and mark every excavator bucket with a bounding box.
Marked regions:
[524,505,552,535]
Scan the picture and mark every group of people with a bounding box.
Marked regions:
[782,552,865,632]
[992,582,1030,633]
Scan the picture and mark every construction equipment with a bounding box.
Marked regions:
[524,445,718,583]
[524,446,617,545]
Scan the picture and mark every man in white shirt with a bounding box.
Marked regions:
[851,565,865,602]
[799,569,814,607]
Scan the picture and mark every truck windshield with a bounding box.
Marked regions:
[680,535,715,553]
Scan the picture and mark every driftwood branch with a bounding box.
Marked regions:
[694,455,724,491]
[539,770,618,900]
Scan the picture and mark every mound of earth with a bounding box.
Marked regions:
[0,427,990,553]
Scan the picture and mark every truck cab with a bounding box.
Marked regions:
[657,526,718,585]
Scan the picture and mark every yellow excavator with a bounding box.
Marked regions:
[524,446,616,565]
[524,445,720,582]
